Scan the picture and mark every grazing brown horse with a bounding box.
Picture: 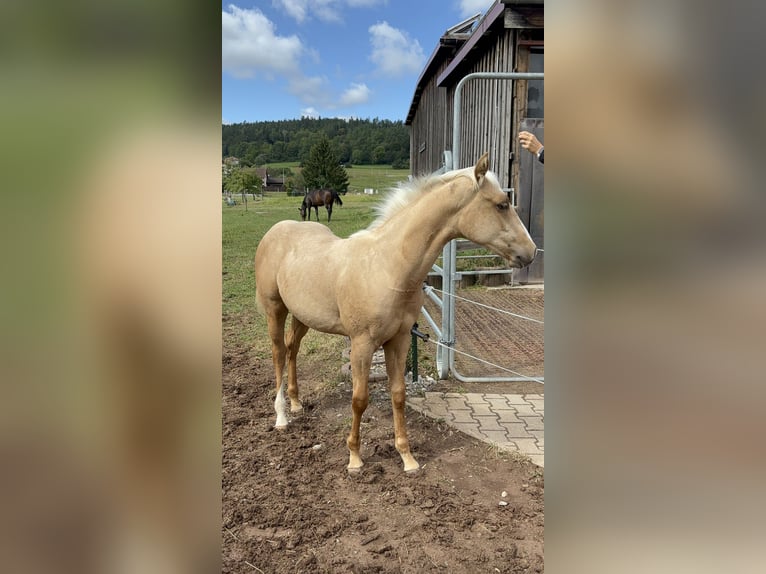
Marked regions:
[299,189,343,222]
[255,153,536,473]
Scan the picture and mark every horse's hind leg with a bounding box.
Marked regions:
[286,315,309,413]
[384,333,420,473]
[327,204,332,222]
[264,303,290,428]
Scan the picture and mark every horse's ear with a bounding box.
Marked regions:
[474,152,489,181]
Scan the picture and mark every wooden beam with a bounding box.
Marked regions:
[504,8,544,29]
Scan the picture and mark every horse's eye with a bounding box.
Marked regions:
[496,202,510,211]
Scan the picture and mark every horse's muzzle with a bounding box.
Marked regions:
[513,248,537,268]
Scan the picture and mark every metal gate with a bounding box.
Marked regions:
[420,72,544,382]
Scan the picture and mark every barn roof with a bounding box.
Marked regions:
[403,14,480,125]
[436,1,508,88]
[404,0,544,126]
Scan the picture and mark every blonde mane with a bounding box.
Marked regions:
[353,166,488,236]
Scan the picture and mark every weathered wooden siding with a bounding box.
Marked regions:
[453,28,517,188]
[409,58,453,177]
[410,28,520,189]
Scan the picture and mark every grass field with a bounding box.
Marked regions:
[263,162,410,193]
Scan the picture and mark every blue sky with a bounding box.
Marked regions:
[222,0,495,123]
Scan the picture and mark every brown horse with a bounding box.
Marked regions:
[299,189,343,222]
[255,153,536,473]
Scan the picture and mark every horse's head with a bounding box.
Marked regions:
[456,153,537,268]
[298,200,307,221]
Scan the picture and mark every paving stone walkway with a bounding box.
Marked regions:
[407,392,544,467]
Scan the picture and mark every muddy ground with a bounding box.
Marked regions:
[222,327,544,574]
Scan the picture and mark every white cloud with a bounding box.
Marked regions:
[368,21,425,77]
[457,0,494,18]
[273,0,340,23]
[287,75,330,106]
[223,4,335,109]
[222,5,303,78]
[301,107,320,118]
[273,0,308,23]
[339,83,371,106]
[274,0,386,24]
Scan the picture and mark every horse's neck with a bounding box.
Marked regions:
[367,184,467,289]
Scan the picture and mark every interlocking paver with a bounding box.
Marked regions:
[504,395,533,405]
[406,392,544,467]
[446,397,470,410]
[486,398,513,410]
[474,416,503,432]
[502,423,534,438]
[527,399,544,410]
[457,423,483,441]
[481,430,511,444]
[450,409,476,424]
[496,410,523,424]
[511,404,537,417]
[520,416,545,431]
[469,404,496,417]
[512,438,544,455]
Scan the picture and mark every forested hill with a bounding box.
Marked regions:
[222,117,410,168]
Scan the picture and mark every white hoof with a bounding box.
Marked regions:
[275,413,289,428]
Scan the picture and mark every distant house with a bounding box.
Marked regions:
[254,168,285,192]
[223,156,240,167]
[405,0,544,282]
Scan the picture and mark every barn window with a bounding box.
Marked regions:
[527,47,544,118]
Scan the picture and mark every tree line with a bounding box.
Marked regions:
[222,117,410,169]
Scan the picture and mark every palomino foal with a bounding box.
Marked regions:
[255,153,536,473]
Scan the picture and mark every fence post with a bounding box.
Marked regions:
[409,323,430,381]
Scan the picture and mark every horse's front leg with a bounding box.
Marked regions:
[384,332,420,473]
[347,337,375,472]
[327,204,332,222]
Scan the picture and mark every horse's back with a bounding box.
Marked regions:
[256,220,339,289]
[266,217,336,239]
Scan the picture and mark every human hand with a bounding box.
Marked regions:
[519,131,543,155]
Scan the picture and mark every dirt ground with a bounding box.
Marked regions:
[222,326,544,573]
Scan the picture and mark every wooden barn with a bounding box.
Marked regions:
[405,0,543,281]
